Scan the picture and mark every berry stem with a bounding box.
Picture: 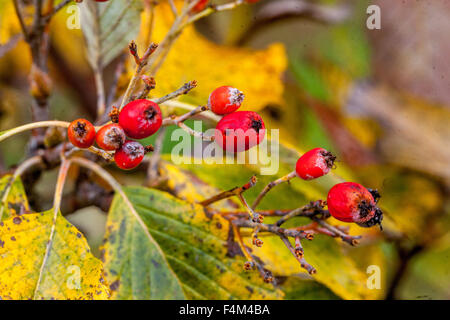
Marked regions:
[251,171,297,210]
[279,235,316,275]
[65,146,115,162]
[199,175,257,206]
[231,218,313,240]
[177,122,215,141]
[162,104,210,125]
[154,80,198,104]
[162,104,215,141]
[232,224,271,282]
[0,120,70,143]
[276,200,327,227]
[178,0,246,32]
[137,76,156,100]
[312,217,362,246]
[146,127,166,187]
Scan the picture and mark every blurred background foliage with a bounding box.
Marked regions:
[0,0,449,299]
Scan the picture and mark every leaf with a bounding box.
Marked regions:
[0,174,30,221]
[101,188,186,300]
[79,0,143,69]
[166,157,383,299]
[0,209,109,300]
[0,1,21,44]
[396,234,450,299]
[160,161,239,211]
[137,1,287,112]
[102,186,283,300]
[280,277,340,300]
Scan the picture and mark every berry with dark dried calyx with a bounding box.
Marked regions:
[327,182,383,229]
[118,99,162,139]
[263,272,274,283]
[95,123,126,151]
[114,140,148,170]
[67,119,96,148]
[243,261,254,271]
[215,111,265,152]
[295,148,336,180]
[208,86,245,115]
[108,106,120,123]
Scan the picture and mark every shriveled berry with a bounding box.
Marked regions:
[67,118,96,148]
[327,182,383,228]
[95,123,126,151]
[114,140,145,170]
[215,111,265,153]
[295,148,336,180]
[190,0,209,13]
[118,99,162,139]
[208,86,244,115]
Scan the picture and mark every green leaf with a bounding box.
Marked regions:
[0,209,109,300]
[0,174,30,221]
[102,187,283,300]
[79,0,142,69]
[102,189,185,300]
[280,277,340,300]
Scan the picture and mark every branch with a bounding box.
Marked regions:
[154,80,198,104]
[251,171,297,210]
[43,0,73,24]
[312,217,361,246]
[12,0,29,39]
[276,200,327,227]
[232,218,314,240]
[232,224,273,283]
[200,175,257,206]
[178,0,246,31]
[119,42,159,109]
[0,121,70,143]
[280,235,316,275]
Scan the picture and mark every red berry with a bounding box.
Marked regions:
[118,99,162,139]
[95,123,126,151]
[215,111,265,152]
[67,119,96,148]
[327,182,383,228]
[190,0,209,13]
[114,140,145,170]
[208,86,245,115]
[295,148,336,180]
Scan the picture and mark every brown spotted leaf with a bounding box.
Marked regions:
[0,174,30,221]
[0,209,109,300]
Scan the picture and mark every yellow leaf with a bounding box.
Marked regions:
[0,210,109,300]
[137,1,287,111]
[0,1,21,44]
[0,175,30,220]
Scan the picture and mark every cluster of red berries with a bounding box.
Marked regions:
[209,86,265,153]
[294,148,383,228]
[67,99,162,170]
